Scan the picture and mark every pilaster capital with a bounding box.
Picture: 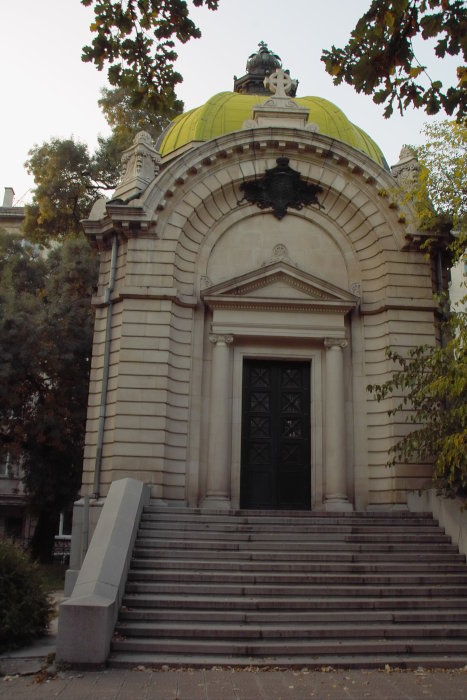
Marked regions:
[209,334,234,346]
[324,338,348,350]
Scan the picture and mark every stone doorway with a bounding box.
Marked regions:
[240,359,311,509]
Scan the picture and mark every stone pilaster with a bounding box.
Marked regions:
[324,338,353,511]
[203,334,234,509]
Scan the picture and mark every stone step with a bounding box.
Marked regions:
[122,593,467,611]
[107,651,467,670]
[119,607,467,624]
[131,558,467,574]
[112,508,467,668]
[111,637,467,657]
[124,581,467,597]
[127,569,467,586]
[139,519,442,533]
[114,620,467,640]
[142,506,434,520]
[134,537,457,552]
[132,546,464,563]
[136,527,450,543]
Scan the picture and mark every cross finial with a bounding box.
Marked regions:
[264,68,297,98]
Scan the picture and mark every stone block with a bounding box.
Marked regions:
[57,478,149,665]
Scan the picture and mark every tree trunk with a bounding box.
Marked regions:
[29,510,58,564]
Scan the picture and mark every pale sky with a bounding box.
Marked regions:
[0,0,460,205]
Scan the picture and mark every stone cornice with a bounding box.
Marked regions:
[359,298,438,316]
[82,203,155,250]
[91,286,197,308]
[204,297,357,314]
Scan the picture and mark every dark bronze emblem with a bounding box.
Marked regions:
[238,157,324,220]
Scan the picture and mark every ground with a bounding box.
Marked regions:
[1,667,467,699]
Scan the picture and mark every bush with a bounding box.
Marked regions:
[0,539,52,652]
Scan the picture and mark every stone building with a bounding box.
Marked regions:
[0,188,30,542]
[73,45,443,558]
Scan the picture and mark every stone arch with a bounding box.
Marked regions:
[141,128,410,307]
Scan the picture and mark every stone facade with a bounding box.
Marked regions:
[80,121,438,521]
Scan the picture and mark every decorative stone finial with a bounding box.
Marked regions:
[112,130,161,202]
[264,68,298,99]
[391,145,421,185]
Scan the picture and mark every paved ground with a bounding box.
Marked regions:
[1,666,467,699]
[1,591,466,699]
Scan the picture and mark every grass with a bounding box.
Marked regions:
[39,562,67,592]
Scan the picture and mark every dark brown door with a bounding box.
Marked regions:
[240,360,311,509]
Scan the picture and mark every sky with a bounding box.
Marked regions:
[0,0,460,205]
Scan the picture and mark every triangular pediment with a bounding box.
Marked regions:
[202,261,359,314]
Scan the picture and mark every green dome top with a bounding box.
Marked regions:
[158,92,387,168]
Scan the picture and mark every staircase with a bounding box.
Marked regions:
[109,507,467,668]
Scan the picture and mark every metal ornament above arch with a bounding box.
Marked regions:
[238,157,324,220]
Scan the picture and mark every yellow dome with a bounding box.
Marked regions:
[158,92,387,168]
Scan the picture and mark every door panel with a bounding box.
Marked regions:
[241,360,311,509]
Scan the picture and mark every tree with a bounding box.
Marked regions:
[368,309,467,498]
[92,84,183,187]
[322,0,467,121]
[0,233,98,562]
[415,120,466,246]
[23,139,101,245]
[393,120,466,259]
[24,79,183,247]
[98,84,182,143]
[368,119,466,498]
[81,0,219,112]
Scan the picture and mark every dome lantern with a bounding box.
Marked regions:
[234,42,297,97]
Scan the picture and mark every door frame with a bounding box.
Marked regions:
[231,341,323,510]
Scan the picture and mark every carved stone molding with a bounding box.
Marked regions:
[200,275,212,289]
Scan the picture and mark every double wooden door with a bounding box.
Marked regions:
[240,360,311,509]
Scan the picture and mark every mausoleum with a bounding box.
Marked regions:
[71,44,443,562]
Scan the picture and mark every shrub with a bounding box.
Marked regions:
[0,539,52,652]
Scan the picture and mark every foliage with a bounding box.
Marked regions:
[24,81,183,246]
[368,305,467,498]
[0,233,98,562]
[393,120,466,261]
[0,540,52,652]
[81,0,219,112]
[98,84,182,143]
[322,0,467,121]
[93,84,183,186]
[23,138,100,244]
[416,120,467,256]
